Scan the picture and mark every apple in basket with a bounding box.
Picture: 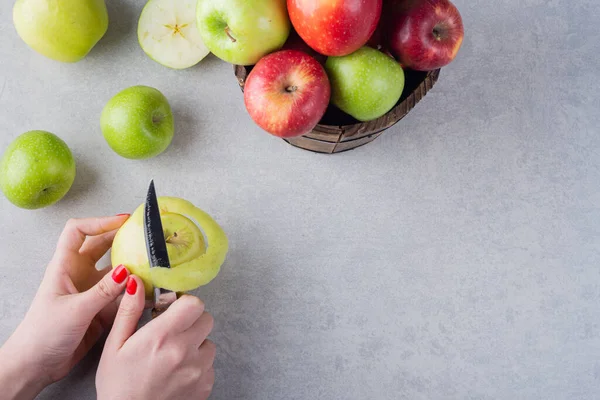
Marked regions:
[287,0,382,57]
[243,50,331,138]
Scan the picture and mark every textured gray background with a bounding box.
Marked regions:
[1,0,600,399]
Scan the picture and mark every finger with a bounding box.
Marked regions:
[96,293,122,331]
[151,294,205,335]
[57,214,130,253]
[180,312,214,346]
[73,264,113,293]
[96,265,114,281]
[197,339,217,371]
[70,316,106,369]
[197,366,215,397]
[80,229,119,262]
[75,265,130,321]
[75,268,122,330]
[105,275,145,350]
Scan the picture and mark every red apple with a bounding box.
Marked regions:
[244,50,331,138]
[287,0,382,57]
[388,0,464,71]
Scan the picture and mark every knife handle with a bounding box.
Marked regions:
[151,289,179,319]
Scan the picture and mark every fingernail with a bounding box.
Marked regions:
[126,277,137,295]
[116,213,130,217]
[112,265,128,284]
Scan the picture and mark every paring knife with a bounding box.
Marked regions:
[143,180,178,319]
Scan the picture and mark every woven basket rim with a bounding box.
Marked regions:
[233,63,441,153]
[316,69,440,129]
[234,65,440,126]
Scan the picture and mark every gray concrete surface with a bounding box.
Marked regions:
[1,0,599,399]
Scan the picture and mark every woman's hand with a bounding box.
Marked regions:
[96,276,216,400]
[0,214,131,400]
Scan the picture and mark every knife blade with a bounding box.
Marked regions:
[143,180,178,318]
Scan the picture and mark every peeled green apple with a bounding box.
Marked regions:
[13,0,109,63]
[196,0,291,66]
[0,130,76,209]
[138,0,211,69]
[100,85,174,160]
[325,46,406,122]
[111,197,229,297]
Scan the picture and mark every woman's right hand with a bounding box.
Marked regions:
[96,276,216,400]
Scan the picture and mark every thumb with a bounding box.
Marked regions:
[105,275,146,350]
[76,264,130,320]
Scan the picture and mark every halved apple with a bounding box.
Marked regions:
[138,0,210,69]
[111,197,228,297]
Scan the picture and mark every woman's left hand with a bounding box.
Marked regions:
[0,214,132,400]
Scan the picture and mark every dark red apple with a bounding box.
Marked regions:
[244,50,331,138]
[287,0,383,57]
[388,0,464,71]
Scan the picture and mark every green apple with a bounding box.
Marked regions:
[0,131,76,210]
[111,196,229,298]
[100,85,174,160]
[13,0,108,63]
[325,46,406,122]
[138,0,211,69]
[196,0,291,66]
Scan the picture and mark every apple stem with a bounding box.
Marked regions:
[225,27,237,43]
[285,85,298,93]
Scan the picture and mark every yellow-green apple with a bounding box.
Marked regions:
[244,50,331,138]
[0,131,76,209]
[196,0,291,66]
[12,0,108,63]
[138,0,211,70]
[388,0,464,71]
[287,0,382,56]
[325,46,405,122]
[100,85,174,160]
[111,196,229,298]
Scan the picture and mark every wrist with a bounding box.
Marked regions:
[0,340,49,400]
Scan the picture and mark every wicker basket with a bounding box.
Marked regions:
[234,65,441,154]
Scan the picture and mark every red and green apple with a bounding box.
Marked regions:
[244,50,331,138]
[287,0,382,57]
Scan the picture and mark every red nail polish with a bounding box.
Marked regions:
[126,277,137,295]
[112,265,128,284]
[116,213,130,217]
